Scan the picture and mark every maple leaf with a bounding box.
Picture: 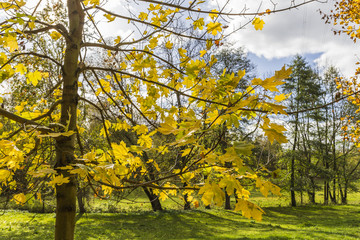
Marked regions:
[193,18,205,30]
[15,64,27,75]
[209,9,218,20]
[252,17,265,31]
[235,199,265,221]
[165,41,173,49]
[114,36,121,44]
[4,35,18,52]
[26,71,42,86]
[138,12,148,21]
[275,65,292,80]
[48,174,70,187]
[50,31,62,40]
[111,141,130,159]
[199,49,207,57]
[104,13,116,22]
[262,119,288,144]
[148,37,158,49]
[12,193,26,205]
[206,22,222,36]
[0,169,11,181]
[274,93,290,102]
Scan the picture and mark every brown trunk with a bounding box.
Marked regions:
[55,1,84,239]
[324,181,328,205]
[77,186,86,213]
[183,183,191,210]
[224,191,231,210]
[142,187,163,211]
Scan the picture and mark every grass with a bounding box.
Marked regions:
[0,191,360,239]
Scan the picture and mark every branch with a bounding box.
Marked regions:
[24,21,70,40]
[81,42,184,74]
[92,6,211,41]
[138,0,318,16]
[287,89,360,114]
[0,107,51,133]
[0,52,62,70]
[31,101,62,121]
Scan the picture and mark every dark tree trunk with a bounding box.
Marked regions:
[77,186,86,213]
[183,183,191,210]
[224,191,231,210]
[143,187,163,211]
[55,1,84,239]
[339,181,348,204]
[324,181,328,205]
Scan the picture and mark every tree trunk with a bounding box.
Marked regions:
[339,181,348,204]
[224,191,231,210]
[290,112,298,207]
[183,183,191,210]
[77,186,86,213]
[55,1,84,239]
[142,187,163,211]
[324,181,328,205]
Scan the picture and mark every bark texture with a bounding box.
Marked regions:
[55,1,84,239]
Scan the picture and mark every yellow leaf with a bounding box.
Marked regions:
[199,50,207,57]
[111,141,130,159]
[104,13,116,22]
[193,18,205,30]
[262,119,288,144]
[36,192,42,203]
[12,193,26,205]
[165,41,173,49]
[138,12,148,21]
[178,48,187,57]
[199,182,225,207]
[275,65,292,81]
[149,37,158,49]
[48,174,70,187]
[252,76,285,92]
[114,36,121,45]
[252,17,265,31]
[159,192,168,201]
[27,71,42,86]
[274,93,287,102]
[90,0,100,6]
[209,9,218,20]
[15,63,27,75]
[181,148,192,157]
[4,35,18,52]
[28,21,35,29]
[148,3,161,11]
[235,199,264,221]
[50,31,62,40]
[206,22,222,36]
[0,169,11,181]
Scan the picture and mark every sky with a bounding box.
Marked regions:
[96,0,360,78]
[214,0,360,78]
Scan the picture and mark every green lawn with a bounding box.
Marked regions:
[1,189,359,239]
[0,204,359,239]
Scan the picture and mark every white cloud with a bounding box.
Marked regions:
[220,0,360,77]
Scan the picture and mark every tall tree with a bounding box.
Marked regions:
[0,1,315,239]
[282,55,322,206]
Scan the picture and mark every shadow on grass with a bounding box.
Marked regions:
[0,206,360,239]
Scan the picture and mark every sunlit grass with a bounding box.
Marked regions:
[0,204,359,239]
[0,189,360,239]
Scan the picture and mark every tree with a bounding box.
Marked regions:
[282,55,322,206]
[0,1,315,239]
[322,0,360,203]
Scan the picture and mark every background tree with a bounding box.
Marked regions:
[0,1,316,239]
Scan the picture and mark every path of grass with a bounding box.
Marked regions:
[0,204,359,239]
